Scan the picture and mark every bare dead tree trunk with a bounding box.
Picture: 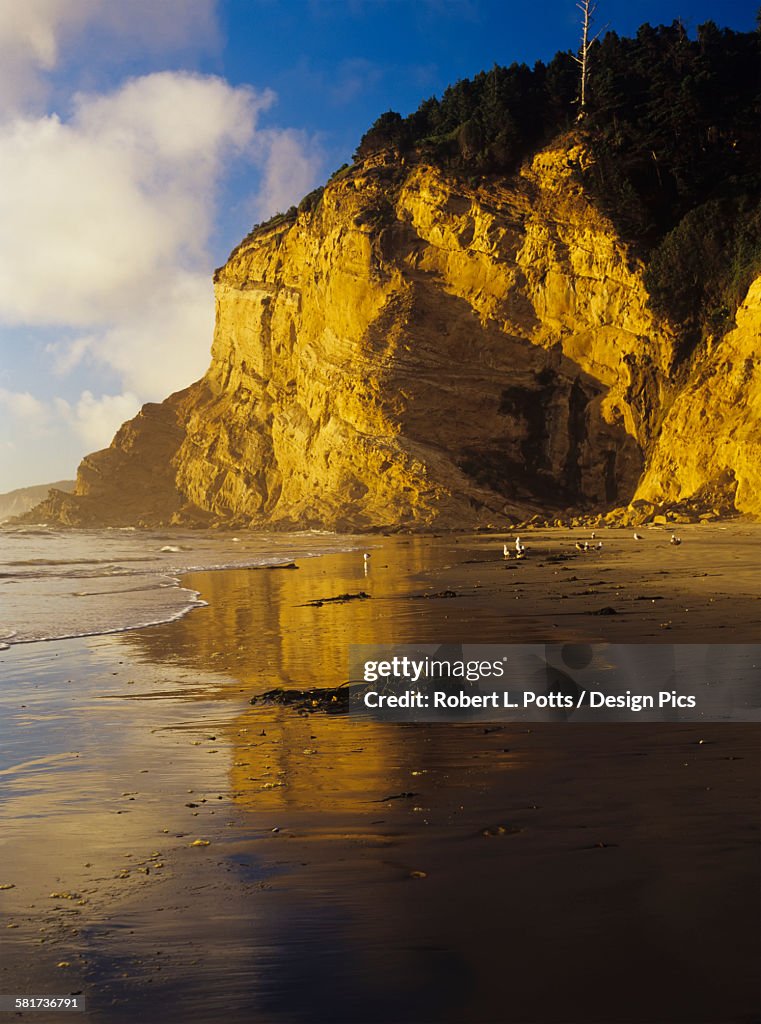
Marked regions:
[573,0,600,119]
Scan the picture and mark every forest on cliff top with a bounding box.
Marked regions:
[265,21,758,348]
[356,20,760,344]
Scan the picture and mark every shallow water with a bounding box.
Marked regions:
[0,528,360,646]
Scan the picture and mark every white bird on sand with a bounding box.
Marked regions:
[363,552,371,560]
[591,531,596,540]
[503,543,510,558]
[515,536,525,554]
[575,541,587,551]
[670,534,682,546]
[596,541,603,550]
[633,532,643,540]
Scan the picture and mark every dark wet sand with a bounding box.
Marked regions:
[1,526,759,1023]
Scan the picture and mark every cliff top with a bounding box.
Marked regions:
[238,20,760,346]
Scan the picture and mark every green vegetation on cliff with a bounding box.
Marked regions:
[356,21,760,340]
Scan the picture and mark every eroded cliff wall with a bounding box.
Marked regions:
[24,144,759,529]
[635,276,761,518]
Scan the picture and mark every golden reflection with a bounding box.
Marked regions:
[226,711,401,815]
[223,706,519,815]
[121,537,491,691]
[115,536,521,815]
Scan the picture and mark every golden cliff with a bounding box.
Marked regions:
[27,144,759,529]
[635,276,761,518]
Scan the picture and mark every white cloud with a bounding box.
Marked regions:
[74,71,272,179]
[0,1,91,113]
[55,390,142,449]
[0,384,140,486]
[56,271,216,400]
[48,335,92,376]
[0,72,323,491]
[0,72,267,328]
[0,70,323,408]
[0,0,220,117]
[0,388,48,422]
[0,6,325,490]
[255,128,325,219]
[0,384,141,452]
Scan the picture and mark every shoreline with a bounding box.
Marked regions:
[1,529,759,1022]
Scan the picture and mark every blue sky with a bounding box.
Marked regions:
[0,0,757,492]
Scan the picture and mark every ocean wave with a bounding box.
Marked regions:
[0,531,361,647]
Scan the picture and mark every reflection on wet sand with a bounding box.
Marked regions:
[106,535,761,1023]
[2,532,759,1023]
[125,539,465,688]
[124,528,761,693]
[121,539,525,818]
[0,635,239,1016]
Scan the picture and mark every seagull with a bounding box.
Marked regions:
[670,534,682,546]
[575,541,587,551]
[515,549,526,560]
[503,543,510,558]
[633,533,643,540]
[596,541,603,549]
[363,552,371,561]
[591,531,596,539]
[515,536,525,554]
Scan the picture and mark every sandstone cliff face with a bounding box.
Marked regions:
[24,144,758,529]
[635,276,761,518]
[160,143,675,529]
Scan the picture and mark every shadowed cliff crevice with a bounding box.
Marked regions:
[375,266,642,511]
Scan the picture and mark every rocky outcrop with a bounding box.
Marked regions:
[29,386,206,528]
[21,143,758,529]
[171,146,680,531]
[0,480,74,523]
[635,276,761,519]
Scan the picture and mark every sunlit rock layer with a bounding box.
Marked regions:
[29,145,759,528]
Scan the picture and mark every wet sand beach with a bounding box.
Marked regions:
[1,526,759,1023]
